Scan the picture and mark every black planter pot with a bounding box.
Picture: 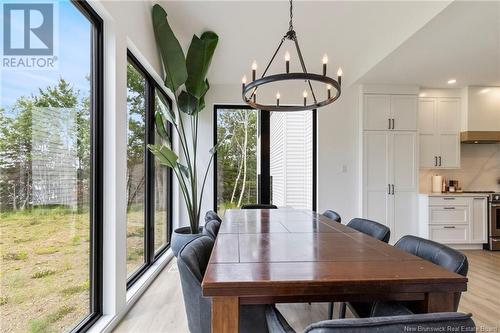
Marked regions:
[171,226,203,257]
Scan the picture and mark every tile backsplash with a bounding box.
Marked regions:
[420,143,500,193]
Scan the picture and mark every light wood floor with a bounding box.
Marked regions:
[114,250,500,333]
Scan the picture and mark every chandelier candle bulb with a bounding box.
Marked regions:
[322,54,328,76]
[276,92,280,106]
[303,90,308,106]
[252,61,257,81]
[337,67,343,86]
[285,52,290,73]
[242,75,247,92]
[327,84,331,99]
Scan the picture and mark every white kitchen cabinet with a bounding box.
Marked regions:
[364,94,417,131]
[424,195,488,247]
[363,131,418,241]
[470,197,488,243]
[418,97,460,168]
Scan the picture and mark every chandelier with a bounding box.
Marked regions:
[241,0,342,112]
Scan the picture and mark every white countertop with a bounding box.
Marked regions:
[419,192,491,197]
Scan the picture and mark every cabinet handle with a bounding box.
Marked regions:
[388,184,391,194]
[443,197,455,200]
[392,118,395,129]
[434,156,438,167]
[443,207,456,210]
[439,156,442,166]
[444,226,456,229]
[388,119,391,129]
[391,184,395,195]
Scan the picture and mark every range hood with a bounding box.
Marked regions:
[461,131,500,144]
[460,86,500,144]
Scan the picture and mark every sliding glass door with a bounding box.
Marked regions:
[214,106,316,215]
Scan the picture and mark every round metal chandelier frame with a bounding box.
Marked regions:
[242,0,342,112]
[243,73,341,112]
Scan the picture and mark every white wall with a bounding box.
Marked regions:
[196,83,362,223]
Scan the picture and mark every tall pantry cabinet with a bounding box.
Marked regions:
[362,90,419,242]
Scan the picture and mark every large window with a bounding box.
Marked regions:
[0,1,102,332]
[214,106,316,215]
[126,52,172,286]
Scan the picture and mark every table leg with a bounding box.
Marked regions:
[212,296,239,333]
[422,292,455,313]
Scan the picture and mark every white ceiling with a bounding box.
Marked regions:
[359,1,500,88]
[161,1,453,87]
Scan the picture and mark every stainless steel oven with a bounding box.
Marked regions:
[488,193,500,250]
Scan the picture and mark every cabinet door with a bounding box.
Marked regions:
[419,98,436,132]
[363,132,391,228]
[470,197,487,243]
[391,95,417,131]
[439,133,460,168]
[418,98,438,167]
[437,98,460,132]
[392,132,417,239]
[364,95,391,130]
[437,98,460,168]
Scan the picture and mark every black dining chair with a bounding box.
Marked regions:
[331,218,391,320]
[204,210,221,223]
[322,210,341,223]
[202,219,221,241]
[370,235,469,317]
[265,305,475,333]
[346,218,390,243]
[241,204,278,209]
[177,235,269,333]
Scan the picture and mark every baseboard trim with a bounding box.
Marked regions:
[446,244,484,250]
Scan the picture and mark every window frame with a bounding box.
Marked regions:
[213,105,317,212]
[126,50,173,288]
[69,1,103,332]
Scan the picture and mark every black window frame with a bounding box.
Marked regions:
[69,1,103,332]
[126,50,173,288]
[213,105,317,212]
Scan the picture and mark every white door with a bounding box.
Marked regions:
[364,95,391,130]
[437,98,460,168]
[438,134,460,168]
[419,98,438,168]
[392,132,418,240]
[470,197,488,243]
[363,131,391,227]
[420,134,438,167]
[391,95,417,131]
[437,98,460,133]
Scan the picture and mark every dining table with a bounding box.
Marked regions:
[201,208,468,333]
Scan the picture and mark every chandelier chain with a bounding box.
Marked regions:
[288,0,293,32]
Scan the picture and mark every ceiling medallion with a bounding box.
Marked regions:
[242,0,342,112]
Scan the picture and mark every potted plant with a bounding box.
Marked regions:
[149,4,222,256]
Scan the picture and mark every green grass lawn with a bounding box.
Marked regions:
[0,207,167,332]
[0,208,91,332]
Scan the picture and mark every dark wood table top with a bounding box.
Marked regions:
[202,209,467,299]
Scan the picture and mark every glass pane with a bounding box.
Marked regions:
[0,2,94,331]
[126,63,146,276]
[270,111,313,209]
[153,89,170,252]
[215,108,259,215]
